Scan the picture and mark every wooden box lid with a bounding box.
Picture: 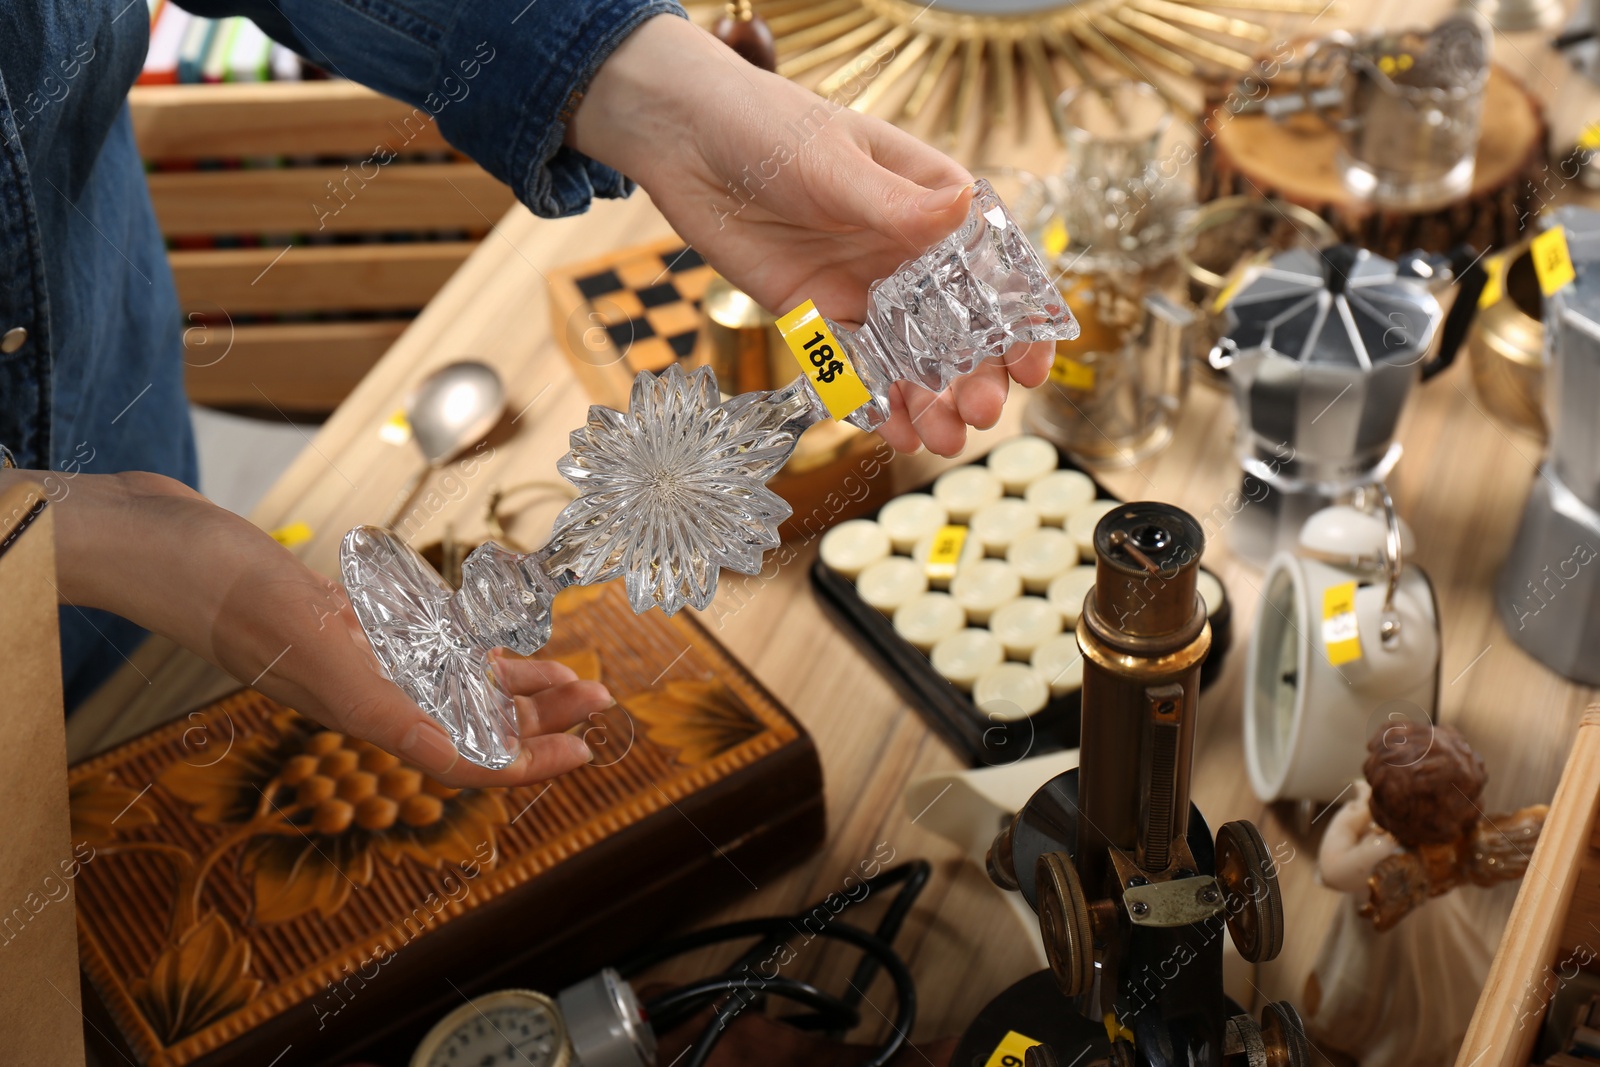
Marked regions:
[70,582,823,1067]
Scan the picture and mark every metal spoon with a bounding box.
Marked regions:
[381,360,506,531]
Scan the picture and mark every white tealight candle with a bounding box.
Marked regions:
[949,559,1023,625]
[969,498,1041,557]
[988,596,1063,660]
[973,663,1050,721]
[986,435,1059,493]
[932,465,1003,522]
[1047,565,1098,627]
[819,518,891,578]
[1024,470,1097,526]
[930,628,1005,690]
[912,528,984,590]
[1007,528,1079,593]
[856,556,928,615]
[893,592,966,652]
[877,493,948,553]
[1031,634,1085,697]
[1197,569,1226,618]
[1066,499,1119,556]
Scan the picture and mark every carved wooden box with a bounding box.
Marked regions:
[69,583,824,1067]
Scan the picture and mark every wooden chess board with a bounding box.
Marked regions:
[548,237,716,407]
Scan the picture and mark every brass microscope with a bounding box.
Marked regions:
[957,502,1310,1067]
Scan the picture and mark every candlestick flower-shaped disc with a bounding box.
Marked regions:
[543,364,806,614]
[341,179,1078,769]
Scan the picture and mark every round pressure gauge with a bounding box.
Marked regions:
[411,989,571,1067]
[1243,498,1441,803]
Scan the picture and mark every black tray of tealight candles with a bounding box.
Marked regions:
[810,439,1232,768]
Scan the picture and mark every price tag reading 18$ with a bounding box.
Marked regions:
[776,299,872,421]
[982,1030,1041,1067]
[1322,580,1361,666]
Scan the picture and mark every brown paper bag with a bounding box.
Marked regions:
[0,483,87,1065]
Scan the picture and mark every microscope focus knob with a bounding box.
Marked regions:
[1260,1002,1311,1067]
[1036,851,1096,998]
[1214,821,1285,963]
[986,818,1020,891]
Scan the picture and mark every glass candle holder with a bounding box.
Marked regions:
[1053,81,1189,273]
[1024,272,1191,467]
[340,179,1079,768]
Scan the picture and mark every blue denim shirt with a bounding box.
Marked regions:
[0,0,682,704]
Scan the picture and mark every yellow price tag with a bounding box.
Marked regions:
[1048,352,1095,391]
[1042,216,1069,258]
[378,408,411,445]
[1532,226,1576,298]
[776,299,872,421]
[1211,272,1246,314]
[1376,52,1413,76]
[1580,122,1600,152]
[924,524,968,582]
[982,1030,1040,1067]
[270,521,314,548]
[1322,580,1361,666]
[1477,253,1504,310]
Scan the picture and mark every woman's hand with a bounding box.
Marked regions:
[568,15,1052,457]
[28,470,601,788]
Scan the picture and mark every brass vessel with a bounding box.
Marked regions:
[1467,241,1546,438]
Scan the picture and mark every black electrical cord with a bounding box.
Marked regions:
[645,976,859,1032]
[617,861,929,1067]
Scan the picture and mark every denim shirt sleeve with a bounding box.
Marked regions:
[175,0,686,218]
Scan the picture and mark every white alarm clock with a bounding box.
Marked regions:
[1243,493,1440,803]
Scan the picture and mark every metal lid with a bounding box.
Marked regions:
[1222,245,1442,367]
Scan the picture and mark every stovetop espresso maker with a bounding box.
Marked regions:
[1499,206,1600,683]
[1209,243,1484,562]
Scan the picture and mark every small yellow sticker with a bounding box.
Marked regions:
[1048,352,1095,391]
[1376,52,1413,76]
[270,521,314,548]
[776,299,872,421]
[1104,1013,1135,1043]
[378,409,411,445]
[1211,270,1248,314]
[1477,253,1504,310]
[1581,122,1600,152]
[1042,216,1069,258]
[1322,580,1361,666]
[983,1030,1040,1067]
[924,524,968,582]
[1532,226,1577,298]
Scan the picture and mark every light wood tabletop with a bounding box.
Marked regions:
[71,0,1600,1053]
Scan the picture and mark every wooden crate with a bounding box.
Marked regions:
[1459,706,1600,1066]
[130,81,515,414]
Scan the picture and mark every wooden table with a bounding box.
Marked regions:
[71,4,1600,1055]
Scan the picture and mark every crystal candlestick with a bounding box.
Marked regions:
[341,179,1079,768]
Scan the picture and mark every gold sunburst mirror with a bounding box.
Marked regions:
[693,0,1326,150]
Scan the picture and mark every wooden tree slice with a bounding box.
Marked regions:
[1200,66,1547,258]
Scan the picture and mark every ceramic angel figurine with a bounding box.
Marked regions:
[1303,722,1547,1067]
